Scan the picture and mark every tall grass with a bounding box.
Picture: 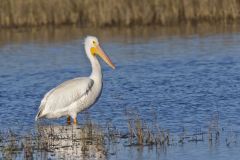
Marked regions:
[0,0,240,28]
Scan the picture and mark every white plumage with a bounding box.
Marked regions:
[35,36,115,124]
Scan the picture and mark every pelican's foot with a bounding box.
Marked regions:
[73,118,78,125]
[67,116,71,125]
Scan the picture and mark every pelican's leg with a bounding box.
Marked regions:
[67,116,71,125]
[73,118,78,125]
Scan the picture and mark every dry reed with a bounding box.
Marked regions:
[0,0,240,28]
[0,113,239,159]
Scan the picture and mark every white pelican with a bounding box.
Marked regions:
[35,36,115,124]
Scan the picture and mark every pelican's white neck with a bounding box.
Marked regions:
[85,44,102,81]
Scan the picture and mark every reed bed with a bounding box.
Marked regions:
[0,112,239,159]
[0,0,240,28]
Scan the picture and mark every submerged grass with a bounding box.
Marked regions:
[0,0,240,28]
[0,112,239,159]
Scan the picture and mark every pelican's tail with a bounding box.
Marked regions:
[35,110,42,121]
[35,88,54,121]
[35,105,45,121]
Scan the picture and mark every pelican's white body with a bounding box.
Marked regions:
[35,36,104,120]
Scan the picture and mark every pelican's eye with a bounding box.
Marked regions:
[93,41,96,45]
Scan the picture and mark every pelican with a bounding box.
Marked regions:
[35,36,115,124]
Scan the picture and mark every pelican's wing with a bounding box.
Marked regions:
[35,77,94,120]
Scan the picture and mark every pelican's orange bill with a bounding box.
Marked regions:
[96,45,115,69]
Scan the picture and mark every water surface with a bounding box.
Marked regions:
[0,24,240,159]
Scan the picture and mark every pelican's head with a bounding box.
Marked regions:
[85,36,115,69]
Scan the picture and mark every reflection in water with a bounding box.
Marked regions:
[36,123,106,160]
[1,23,240,45]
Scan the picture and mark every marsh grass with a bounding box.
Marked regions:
[208,112,220,144]
[125,109,172,147]
[0,112,239,159]
[0,130,19,159]
[0,0,240,28]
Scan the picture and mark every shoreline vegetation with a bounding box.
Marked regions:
[0,0,240,28]
[0,112,238,159]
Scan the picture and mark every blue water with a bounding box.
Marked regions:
[1,28,240,133]
[0,26,240,159]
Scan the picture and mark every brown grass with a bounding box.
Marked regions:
[0,0,240,28]
[0,112,239,159]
